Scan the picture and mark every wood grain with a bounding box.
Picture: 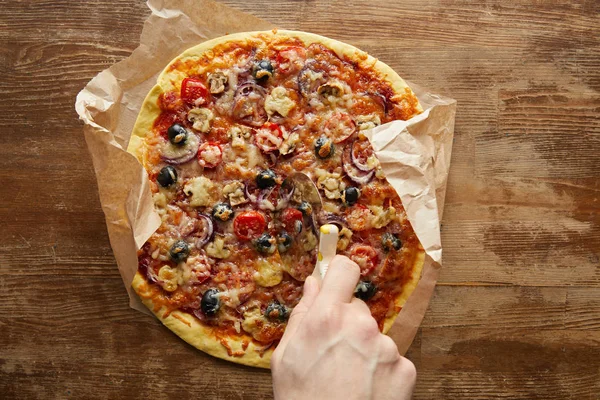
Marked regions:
[1,0,598,398]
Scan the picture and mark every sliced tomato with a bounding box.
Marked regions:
[197,142,222,168]
[181,77,210,106]
[276,46,307,74]
[352,139,375,166]
[153,111,179,138]
[280,207,303,234]
[324,112,356,143]
[234,211,267,241]
[255,122,284,153]
[349,244,379,276]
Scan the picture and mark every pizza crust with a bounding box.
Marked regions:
[128,30,425,368]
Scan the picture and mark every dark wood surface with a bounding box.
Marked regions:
[1,0,599,398]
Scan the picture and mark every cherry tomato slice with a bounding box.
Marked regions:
[349,244,379,276]
[234,211,267,241]
[181,78,210,106]
[280,207,303,234]
[276,46,307,74]
[324,112,356,143]
[255,122,283,153]
[197,142,222,168]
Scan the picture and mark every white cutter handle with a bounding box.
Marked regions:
[314,224,339,279]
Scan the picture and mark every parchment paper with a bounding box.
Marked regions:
[75,0,456,351]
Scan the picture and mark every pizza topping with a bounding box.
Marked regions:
[351,140,376,172]
[337,227,353,251]
[232,82,268,127]
[228,125,252,149]
[318,81,345,101]
[205,236,231,259]
[183,176,219,207]
[212,203,234,222]
[382,232,402,252]
[169,240,190,263]
[354,281,377,301]
[279,129,300,155]
[158,266,179,292]
[265,302,289,321]
[316,169,345,200]
[161,132,199,165]
[276,46,307,74]
[181,77,210,106]
[277,232,293,253]
[341,186,360,206]
[197,142,223,168]
[280,207,304,236]
[255,122,284,153]
[324,112,356,144]
[314,136,334,159]
[349,244,378,276]
[233,211,267,241]
[201,288,221,316]
[187,108,214,133]
[254,233,277,255]
[253,60,274,81]
[299,230,318,252]
[264,86,296,117]
[369,205,396,229]
[256,169,278,189]
[222,181,247,206]
[346,205,373,231]
[298,62,327,98]
[207,71,228,94]
[157,166,177,188]
[195,214,214,248]
[342,144,375,185]
[297,201,313,217]
[254,257,283,287]
[356,114,381,131]
[167,123,189,146]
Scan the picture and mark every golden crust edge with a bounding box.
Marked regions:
[132,271,273,368]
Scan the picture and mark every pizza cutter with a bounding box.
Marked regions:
[282,173,339,280]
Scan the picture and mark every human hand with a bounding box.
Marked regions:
[271,255,416,400]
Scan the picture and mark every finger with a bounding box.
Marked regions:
[277,276,319,350]
[377,334,401,364]
[349,296,372,314]
[316,255,361,305]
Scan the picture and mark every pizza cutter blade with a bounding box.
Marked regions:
[282,172,339,280]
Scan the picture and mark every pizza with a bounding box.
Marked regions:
[127,30,425,368]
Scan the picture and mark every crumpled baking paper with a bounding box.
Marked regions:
[75,0,456,352]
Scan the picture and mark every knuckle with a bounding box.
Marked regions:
[397,357,417,382]
[354,313,380,339]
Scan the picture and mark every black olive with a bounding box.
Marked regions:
[167,123,188,146]
[256,169,277,189]
[254,233,276,255]
[297,201,313,217]
[265,302,289,321]
[157,166,177,187]
[314,136,334,159]
[212,203,234,222]
[277,232,293,253]
[342,187,360,206]
[354,281,377,301]
[253,60,274,81]
[201,288,220,316]
[169,240,190,263]
[381,232,402,252]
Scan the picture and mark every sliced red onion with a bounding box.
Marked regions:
[266,152,278,167]
[351,140,375,172]
[161,134,199,165]
[317,211,347,229]
[276,181,295,210]
[257,187,276,210]
[195,214,214,248]
[365,91,388,114]
[245,183,258,204]
[342,145,374,185]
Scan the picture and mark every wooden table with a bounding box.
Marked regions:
[1,0,598,398]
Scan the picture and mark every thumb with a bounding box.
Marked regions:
[276,276,319,350]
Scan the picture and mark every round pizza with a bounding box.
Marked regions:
[127,30,425,368]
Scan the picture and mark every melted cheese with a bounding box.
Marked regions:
[368,205,397,229]
[315,168,345,199]
[205,237,231,259]
[222,181,246,206]
[241,308,265,338]
[183,176,218,207]
[337,227,353,251]
[253,258,283,287]
[265,86,296,117]
[187,108,214,133]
